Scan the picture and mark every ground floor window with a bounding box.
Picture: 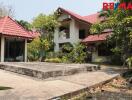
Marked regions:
[5,38,25,62]
[98,43,113,56]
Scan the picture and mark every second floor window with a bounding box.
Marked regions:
[59,25,70,39]
[79,29,85,39]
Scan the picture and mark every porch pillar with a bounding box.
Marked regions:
[24,39,27,62]
[1,36,5,62]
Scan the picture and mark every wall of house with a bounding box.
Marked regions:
[92,51,110,63]
[54,15,80,52]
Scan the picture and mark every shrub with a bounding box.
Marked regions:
[28,37,52,61]
[45,58,62,63]
[61,43,87,63]
[27,38,40,61]
[61,56,69,63]
[126,57,132,68]
[62,43,73,53]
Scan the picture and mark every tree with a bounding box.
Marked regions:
[16,20,32,31]
[28,37,51,61]
[29,13,59,61]
[90,0,132,66]
[0,2,14,17]
[32,13,59,41]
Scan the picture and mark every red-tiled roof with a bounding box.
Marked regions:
[82,32,112,43]
[58,7,92,24]
[58,7,100,24]
[28,31,40,38]
[83,13,100,24]
[0,16,33,38]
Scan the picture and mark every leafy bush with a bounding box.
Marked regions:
[61,43,87,63]
[110,47,123,65]
[28,38,40,61]
[45,58,62,63]
[28,37,51,61]
[126,57,132,68]
[62,43,73,53]
[61,56,69,63]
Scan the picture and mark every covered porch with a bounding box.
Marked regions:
[82,32,113,63]
[0,16,33,62]
[0,36,27,62]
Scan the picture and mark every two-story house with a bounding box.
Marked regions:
[54,7,112,62]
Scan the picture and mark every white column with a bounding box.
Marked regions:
[24,39,27,62]
[1,36,5,62]
[54,27,59,52]
[70,19,79,44]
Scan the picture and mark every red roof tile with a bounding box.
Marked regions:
[28,31,40,38]
[0,16,33,38]
[82,32,112,43]
[58,7,92,24]
[58,7,101,24]
[83,13,100,24]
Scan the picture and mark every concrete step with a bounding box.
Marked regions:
[0,62,100,80]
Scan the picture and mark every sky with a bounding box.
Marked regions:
[0,0,113,22]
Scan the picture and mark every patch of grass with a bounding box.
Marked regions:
[0,86,12,90]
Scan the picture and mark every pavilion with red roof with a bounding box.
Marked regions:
[0,16,36,62]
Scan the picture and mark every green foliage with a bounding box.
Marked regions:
[70,43,87,63]
[62,43,73,53]
[32,13,59,33]
[45,58,62,63]
[0,86,12,90]
[28,13,59,61]
[16,20,32,31]
[45,43,87,63]
[61,56,69,63]
[126,57,132,68]
[90,9,132,65]
[28,38,51,61]
[60,43,87,63]
[28,38,40,61]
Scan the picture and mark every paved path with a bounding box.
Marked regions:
[0,69,119,100]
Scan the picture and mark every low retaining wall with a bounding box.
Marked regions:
[0,64,100,79]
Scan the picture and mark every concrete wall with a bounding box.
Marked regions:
[54,15,80,52]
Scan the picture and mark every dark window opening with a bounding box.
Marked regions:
[59,25,70,39]
[98,43,113,56]
[5,38,25,62]
[79,29,85,39]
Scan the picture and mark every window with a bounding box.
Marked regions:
[98,43,113,56]
[79,29,85,39]
[59,25,70,39]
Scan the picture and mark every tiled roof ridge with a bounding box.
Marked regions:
[7,16,30,34]
[0,16,33,38]
[58,7,92,24]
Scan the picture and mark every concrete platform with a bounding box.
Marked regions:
[0,69,119,100]
[0,62,100,79]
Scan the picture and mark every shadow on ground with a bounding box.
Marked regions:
[0,86,12,90]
